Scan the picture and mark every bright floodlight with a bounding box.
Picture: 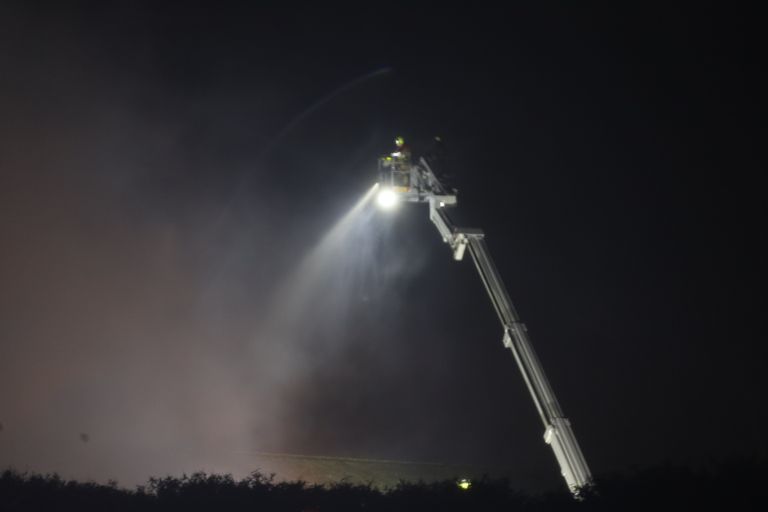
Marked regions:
[376,188,398,209]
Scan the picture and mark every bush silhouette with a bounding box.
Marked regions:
[1,458,765,511]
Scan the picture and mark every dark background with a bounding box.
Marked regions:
[0,2,763,491]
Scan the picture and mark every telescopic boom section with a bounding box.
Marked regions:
[377,155,593,495]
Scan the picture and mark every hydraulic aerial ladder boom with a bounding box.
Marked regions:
[377,150,593,495]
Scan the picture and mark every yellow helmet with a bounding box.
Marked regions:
[395,136,405,147]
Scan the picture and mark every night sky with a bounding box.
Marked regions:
[0,3,763,490]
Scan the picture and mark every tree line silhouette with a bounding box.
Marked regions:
[1,458,764,511]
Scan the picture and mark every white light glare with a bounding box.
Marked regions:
[376,188,398,209]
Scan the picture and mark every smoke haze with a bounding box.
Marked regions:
[2,3,763,492]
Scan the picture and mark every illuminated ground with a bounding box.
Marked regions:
[246,452,545,490]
